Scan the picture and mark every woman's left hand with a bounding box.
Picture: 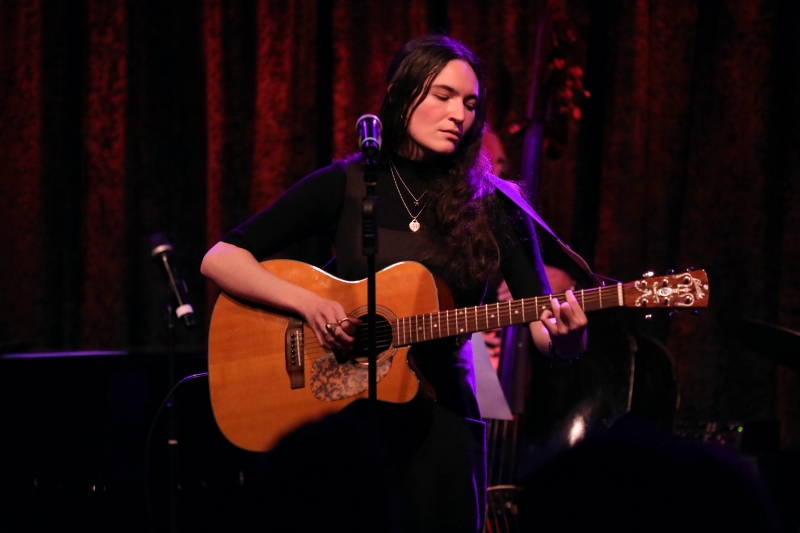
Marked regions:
[538,290,588,360]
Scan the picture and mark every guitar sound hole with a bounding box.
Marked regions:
[351,315,393,363]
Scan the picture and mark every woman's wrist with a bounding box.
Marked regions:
[550,339,583,360]
[549,340,580,369]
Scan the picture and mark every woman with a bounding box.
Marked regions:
[202,34,587,533]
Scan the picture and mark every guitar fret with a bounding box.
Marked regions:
[446,310,450,337]
[581,289,584,310]
[617,283,623,306]
[535,296,539,321]
[429,312,434,340]
[474,306,478,332]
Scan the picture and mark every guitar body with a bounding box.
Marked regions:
[207,259,452,451]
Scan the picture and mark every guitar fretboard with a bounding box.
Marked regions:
[392,284,624,346]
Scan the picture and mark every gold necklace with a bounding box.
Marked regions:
[388,159,427,232]
[389,157,428,206]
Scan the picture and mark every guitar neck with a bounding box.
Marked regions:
[392,284,623,346]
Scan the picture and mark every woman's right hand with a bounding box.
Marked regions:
[300,294,361,352]
[201,242,361,352]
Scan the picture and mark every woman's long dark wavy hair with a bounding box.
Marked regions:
[379,34,500,289]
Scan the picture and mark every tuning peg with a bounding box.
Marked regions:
[644,313,654,321]
[691,310,702,317]
[642,271,654,278]
[668,310,677,319]
[686,266,695,272]
[666,269,675,275]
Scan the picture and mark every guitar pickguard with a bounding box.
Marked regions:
[310,353,394,401]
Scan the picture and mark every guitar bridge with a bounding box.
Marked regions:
[285,318,305,389]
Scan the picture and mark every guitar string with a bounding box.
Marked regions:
[298,299,685,361]
[345,279,698,341]
[348,287,632,340]
[306,282,699,346]
[287,280,701,360]
[344,290,610,343]
[316,295,598,348]
[350,296,699,345]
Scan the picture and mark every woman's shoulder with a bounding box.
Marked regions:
[277,160,349,200]
[299,159,348,182]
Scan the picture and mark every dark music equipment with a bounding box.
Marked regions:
[722,318,800,373]
[0,349,251,532]
[207,259,709,451]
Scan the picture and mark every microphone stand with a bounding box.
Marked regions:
[164,299,179,533]
[362,155,379,403]
[149,232,195,533]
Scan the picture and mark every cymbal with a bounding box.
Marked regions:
[722,318,800,373]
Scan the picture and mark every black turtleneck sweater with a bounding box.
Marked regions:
[222,154,551,305]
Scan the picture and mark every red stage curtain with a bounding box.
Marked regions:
[0,0,798,445]
[330,0,429,159]
[0,0,43,349]
[81,0,128,348]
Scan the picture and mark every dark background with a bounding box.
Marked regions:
[1,0,799,530]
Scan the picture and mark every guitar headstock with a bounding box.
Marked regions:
[623,270,710,309]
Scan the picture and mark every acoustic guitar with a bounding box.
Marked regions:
[207,260,709,451]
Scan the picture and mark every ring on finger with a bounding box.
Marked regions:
[325,322,339,333]
[337,317,351,326]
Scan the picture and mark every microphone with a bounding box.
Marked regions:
[356,114,382,159]
[149,232,195,328]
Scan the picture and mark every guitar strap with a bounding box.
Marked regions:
[486,174,597,284]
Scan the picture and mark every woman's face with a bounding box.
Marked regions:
[400,59,479,161]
